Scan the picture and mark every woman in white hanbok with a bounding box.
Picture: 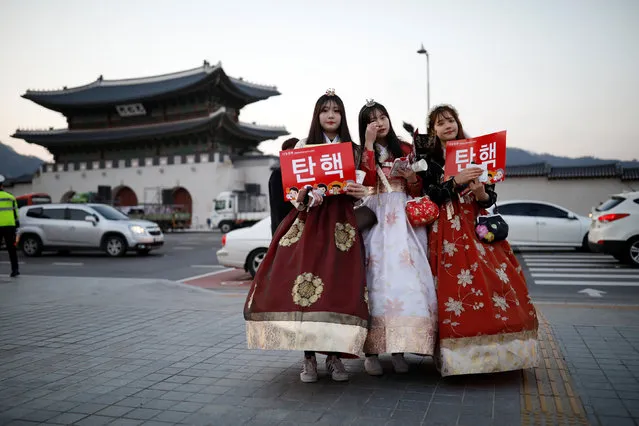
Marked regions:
[357,100,438,375]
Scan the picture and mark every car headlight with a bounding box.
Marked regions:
[129,225,146,234]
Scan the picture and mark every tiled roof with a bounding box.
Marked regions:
[505,162,548,177]
[622,167,639,181]
[12,108,289,147]
[548,163,620,180]
[21,62,280,111]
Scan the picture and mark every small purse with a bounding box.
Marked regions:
[405,196,439,227]
[475,214,509,243]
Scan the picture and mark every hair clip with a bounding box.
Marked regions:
[365,98,376,107]
[325,88,336,96]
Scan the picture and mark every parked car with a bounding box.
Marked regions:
[489,200,591,250]
[17,203,164,257]
[588,191,639,267]
[216,216,271,278]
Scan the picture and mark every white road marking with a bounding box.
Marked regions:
[531,273,639,279]
[535,280,639,286]
[51,262,84,266]
[178,268,235,283]
[190,265,224,269]
[0,261,25,265]
[529,268,636,273]
[578,288,607,297]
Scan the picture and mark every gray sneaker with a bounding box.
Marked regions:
[391,353,409,373]
[364,355,383,376]
[300,356,318,383]
[326,355,349,381]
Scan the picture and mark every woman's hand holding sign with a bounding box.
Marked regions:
[453,167,483,186]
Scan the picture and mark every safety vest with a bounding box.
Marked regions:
[0,190,17,227]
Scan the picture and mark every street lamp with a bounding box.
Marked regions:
[417,43,430,113]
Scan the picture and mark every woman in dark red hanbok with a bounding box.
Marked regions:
[419,105,539,377]
[244,90,370,383]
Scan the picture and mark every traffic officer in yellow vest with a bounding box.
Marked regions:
[0,175,20,277]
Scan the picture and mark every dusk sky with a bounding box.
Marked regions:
[1,0,638,162]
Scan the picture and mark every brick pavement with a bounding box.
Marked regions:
[0,276,525,426]
[539,304,639,426]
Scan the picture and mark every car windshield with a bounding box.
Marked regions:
[90,204,130,220]
[214,200,227,211]
[596,196,625,212]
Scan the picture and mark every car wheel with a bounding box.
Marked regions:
[21,235,42,257]
[247,248,267,278]
[622,237,639,268]
[577,233,590,252]
[219,222,233,234]
[104,235,127,257]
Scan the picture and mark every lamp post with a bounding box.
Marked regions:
[417,43,430,113]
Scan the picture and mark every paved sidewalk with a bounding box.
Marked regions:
[538,303,639,426]
[0,275,527,426]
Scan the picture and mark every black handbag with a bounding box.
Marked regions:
[354,206,377,231]
[475,214,508,243]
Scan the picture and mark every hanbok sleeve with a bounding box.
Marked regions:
[359,149,378,187]
[476,184,498,209]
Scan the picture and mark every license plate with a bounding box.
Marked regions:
[153,237,162,243]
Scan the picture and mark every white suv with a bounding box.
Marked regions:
[18,203,164,257]
[588,191,639,267]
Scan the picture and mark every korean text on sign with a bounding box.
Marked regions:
[279,142,356,200]
[444,130,507,183]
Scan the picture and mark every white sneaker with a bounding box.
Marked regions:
[391,353,409,373]
[300,356,318,383]
[326,355,349,381]
[364,355,383,376]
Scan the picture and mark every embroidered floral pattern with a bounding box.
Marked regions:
[457,269,473,287]
[292,273,324,307]
[335,222,356,252]
[279,218,304,247]
[386,209,398,225]
[445,297,464,316]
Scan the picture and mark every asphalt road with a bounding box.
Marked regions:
[0,231,225,282]
[2,234,638,305]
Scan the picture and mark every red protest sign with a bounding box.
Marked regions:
[444,131,507,184]
[280,143,356,201]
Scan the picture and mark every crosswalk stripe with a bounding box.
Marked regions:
[535,280,639,287]
[521,251,639,289]
[525,263,619,268]
[531,273,639,279]
[529,268,636,273]
[523,258,616,263]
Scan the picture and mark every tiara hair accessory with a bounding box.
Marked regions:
[325,88,336,96]
[365,98,376,107]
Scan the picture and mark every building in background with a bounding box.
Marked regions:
[10,60,289,229]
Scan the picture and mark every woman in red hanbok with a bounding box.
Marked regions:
[419,105,539,377]
[244,90,370,383]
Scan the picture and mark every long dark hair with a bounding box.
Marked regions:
[426,104,466,164]
[306,94,353,145]
[358,102,404,166]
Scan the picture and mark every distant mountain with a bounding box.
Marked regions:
[0,142,44,179]
[506,147,639,168]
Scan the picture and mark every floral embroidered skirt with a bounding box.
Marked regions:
[244,195,369,357]
[361,192,437,355]
[428,195,539,376]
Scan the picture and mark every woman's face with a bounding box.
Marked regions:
[368,109,390,139]
[319,100,342,134]
[433,111,459,142]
